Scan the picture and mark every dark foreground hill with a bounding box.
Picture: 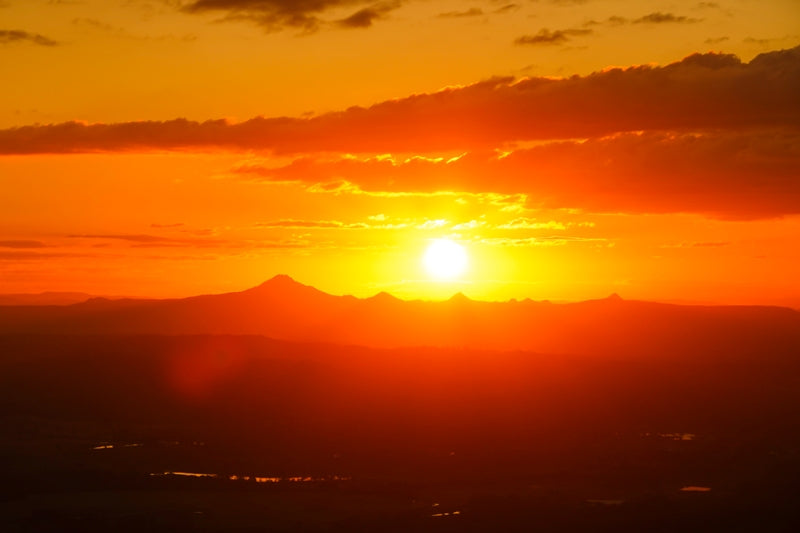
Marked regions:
[1,334,799,532]
[1,275,799,357]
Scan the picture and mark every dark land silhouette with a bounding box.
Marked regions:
[2,275,799,356]
[1,277,799,531]
[0,291,96,306]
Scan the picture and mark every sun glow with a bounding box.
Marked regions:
[423,239,468,280]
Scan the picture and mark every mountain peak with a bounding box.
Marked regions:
[232,275,342,307]
[253,274,303,289]
[242,275,323,297]
[368,291,400,303]
[449,292,472,303]
[605,293,624,302]
[266,274,297,284]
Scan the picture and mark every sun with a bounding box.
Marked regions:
[423,239,468,280]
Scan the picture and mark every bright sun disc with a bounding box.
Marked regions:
[423,239,468,279]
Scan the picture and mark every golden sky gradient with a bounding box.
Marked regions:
[1,0,799,304]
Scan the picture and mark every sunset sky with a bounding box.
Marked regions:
[1,0,799,305]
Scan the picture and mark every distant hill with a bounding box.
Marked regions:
[0,274,798,357]
[0,291,96,306]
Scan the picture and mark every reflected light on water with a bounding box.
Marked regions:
[151,471,218,478]
[641,432,696,441]
[150,472,351,482]
[92,442,144,450]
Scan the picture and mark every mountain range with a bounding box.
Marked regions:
[2,275,798,357]
[0,291,96,306]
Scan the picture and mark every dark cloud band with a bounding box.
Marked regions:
[181,0,401,32]
[1,46,797,155]
[0,29,58,46]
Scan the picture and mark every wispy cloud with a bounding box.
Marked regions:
[493,4,518,15]
[71,17,197,42]
[514,28,592,46]
[661,241,732,248]
[180,0,403,33]
[0,240,48,249]
[234,130,800,219]
[586,12,702,27]
[256,219,371,229]
[0,29,58,46]
[474,236,607,248]
[548,0,590,5]
[633,12,701,24]
[497,219,568,230]
[67,233,230,248]
[437,8,483,19]
[151,223,185,229]
[0,251,95,261]
[336,1,400,28]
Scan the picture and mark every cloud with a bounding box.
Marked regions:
[233,130,800,219]
[302,180,528,213]
[67,233,230,248]
[549,0,590,5]
[0,240,48,248]
[72,18,116,32]
[437,8,483,19]
[514,28,591,45]
[692,241,730,247]
[70,234,179,243]
[255,217,459,231]
[661,241,731,248]
[0,251,94,261]
[475,236,606,248]
[497,219,568,230]
[633,12,701,24]
[256,219,370,229]
[335,1,399,28]
[493,4,518,15]
[605,15,627,25]
[587,13,702,27]
[151,223,185,228]
[180,0,401,33]
[71,17,197,41]
[0,29,58,46]
[65,232,323,251]
[2,45,797,156]
[744,37,783,48]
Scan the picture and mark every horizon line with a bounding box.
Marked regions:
[3,274,799,310]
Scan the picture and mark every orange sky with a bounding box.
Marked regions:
[1,0,799,305]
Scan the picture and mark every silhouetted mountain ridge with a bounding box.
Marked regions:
[0,275,798,357]
[0,291,96,306]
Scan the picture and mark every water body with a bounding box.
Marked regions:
[149,472,351,483]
